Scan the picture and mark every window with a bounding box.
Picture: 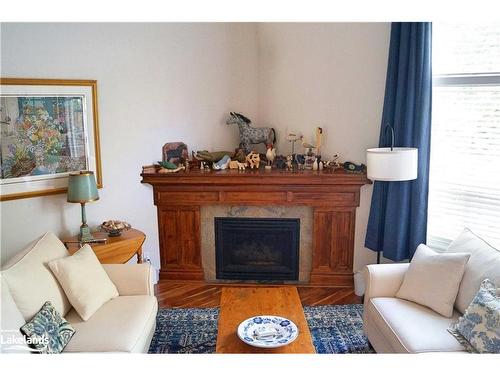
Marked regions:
[427,23,500,250]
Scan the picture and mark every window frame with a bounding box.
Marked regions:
[434,72,500,86]
[428,69,500,250]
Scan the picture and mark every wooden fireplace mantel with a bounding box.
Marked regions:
[141,166,371,286]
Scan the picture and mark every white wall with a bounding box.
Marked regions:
[257,23,391,271]
[1,22,391,275]
[0,23,260,272]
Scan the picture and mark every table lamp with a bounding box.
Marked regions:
[67,171,99,242]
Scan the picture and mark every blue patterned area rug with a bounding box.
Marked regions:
[148,304,373,354]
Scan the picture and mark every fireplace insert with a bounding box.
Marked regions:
[215,217,300,281]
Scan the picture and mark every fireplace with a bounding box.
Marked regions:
[215,217,300,281]
[142,166,369,285]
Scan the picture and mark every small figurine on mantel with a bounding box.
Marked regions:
[313,157,319,171]
[315,127,323,157]
[323,153,341,170]
[195,150,234,163]
[285,155,293,171]
[342,161,366,174]
[246,151,261,169]
[226,112,276,154]
[275,155,286,169]
[304,148,316,170]
[286,132,302,155]
[265,145,276,170]
[295,153,305,170]
[193,149,246,165]
[301,126,323,170]
[163,142,188,164]
[229,160,247,170]
[156,160,186,173]
[212,155,231,170]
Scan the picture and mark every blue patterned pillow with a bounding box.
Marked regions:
[448,279,500,353]
[20,301,75,354]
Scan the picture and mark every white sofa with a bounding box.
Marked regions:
[1,232,158,353]
[363,229,500,353]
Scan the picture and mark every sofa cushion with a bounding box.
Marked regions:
[20,301,75,354]
[63,295,158,352]
[396,244,470,317]
[446,228,500,314]
[448,279,500,353]
[48,245,119,321]
[0,275,29,353]
[1,232,72,321]
[367,297,465,353]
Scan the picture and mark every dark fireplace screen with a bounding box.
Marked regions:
[215,217,300,281]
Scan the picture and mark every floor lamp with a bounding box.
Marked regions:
[366,124,418,263]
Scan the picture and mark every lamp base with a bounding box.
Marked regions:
[78,224,94,243]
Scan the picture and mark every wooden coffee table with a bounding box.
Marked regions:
[215,286,315,353]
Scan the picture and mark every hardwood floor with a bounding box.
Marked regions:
[155,280,362,308]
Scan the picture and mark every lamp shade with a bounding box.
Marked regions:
[67,171,99,203]
[366,147,418,181]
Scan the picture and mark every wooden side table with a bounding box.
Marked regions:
[63,228,146,264]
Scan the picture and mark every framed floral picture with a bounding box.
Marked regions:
[0,78,102,201]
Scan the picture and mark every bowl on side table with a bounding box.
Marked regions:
[99,220,131,237]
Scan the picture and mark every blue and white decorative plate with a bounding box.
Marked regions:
[237,316,299,348]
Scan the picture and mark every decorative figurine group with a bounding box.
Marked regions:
[155,111,366,174]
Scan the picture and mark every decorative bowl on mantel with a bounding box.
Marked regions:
[99,220,131,237]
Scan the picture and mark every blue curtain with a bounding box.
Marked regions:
[365,22,432,261]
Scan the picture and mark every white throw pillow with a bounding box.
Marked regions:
[1,232,72,321]
[396,244,471,317]
[48,245,119,321]
[445,228,500,314]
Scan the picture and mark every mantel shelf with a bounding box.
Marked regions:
[141,165,371,187]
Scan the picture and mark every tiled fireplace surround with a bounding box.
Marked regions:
[201,206,313,282]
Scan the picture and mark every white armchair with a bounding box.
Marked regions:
[363,263,465,353]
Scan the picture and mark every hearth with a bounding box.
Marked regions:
[215,217,300,281]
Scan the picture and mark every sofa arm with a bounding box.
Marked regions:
[363,263,409,301]
[102,264,154,297]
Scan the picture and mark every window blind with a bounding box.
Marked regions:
[427,23,500,250]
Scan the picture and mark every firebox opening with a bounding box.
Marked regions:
[215,217,300,281]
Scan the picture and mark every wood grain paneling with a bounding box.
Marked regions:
[158,206,204,280]
[222,191,288,203]
[310,208,356,286]
[291,191,357,206]
[157,191,218,204]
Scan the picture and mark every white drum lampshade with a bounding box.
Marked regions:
[366,147,418,181]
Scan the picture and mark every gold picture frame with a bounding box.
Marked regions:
[0,78,102,201]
